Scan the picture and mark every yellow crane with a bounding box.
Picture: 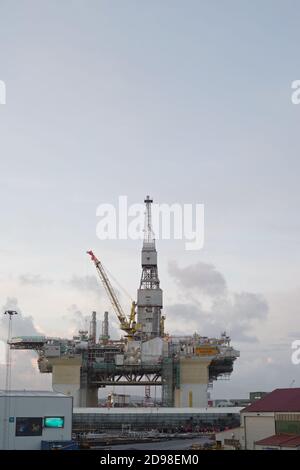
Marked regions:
[87,250,137,338]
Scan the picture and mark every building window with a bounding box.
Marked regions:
[15,417,43,437]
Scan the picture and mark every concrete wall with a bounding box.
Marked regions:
[52,382,84,407]
[242,412,275,450]
[0,394,72,450]
[78,386,98,408]
[51,357,98,407]
[51,358,81,393]
[175,357,211,408]
[178,384,208,408]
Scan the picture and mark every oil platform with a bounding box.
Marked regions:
[9,196,239,407]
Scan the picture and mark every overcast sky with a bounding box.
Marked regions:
[0,0,300,399]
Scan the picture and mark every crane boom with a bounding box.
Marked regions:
[87,250,135,335]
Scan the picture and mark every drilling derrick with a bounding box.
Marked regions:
[137,196,163,339]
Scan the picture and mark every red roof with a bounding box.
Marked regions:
[255,434,300,448]
[242,388,300,412]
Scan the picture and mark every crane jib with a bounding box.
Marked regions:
[87,250,136,336]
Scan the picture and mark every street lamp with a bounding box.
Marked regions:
[4,310,18,390]
[3,310,18,450]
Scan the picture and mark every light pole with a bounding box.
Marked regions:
[3,310,18,450]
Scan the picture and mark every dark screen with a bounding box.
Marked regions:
[15,417,43,436]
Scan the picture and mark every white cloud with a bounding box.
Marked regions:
[166,261,268,343]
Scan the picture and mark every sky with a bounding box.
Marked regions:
[0,0,300,399]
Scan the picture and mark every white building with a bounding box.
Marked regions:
[216,388,300,450]
[241,388,300,450]
[215,427,243,449]
[0,390,73,450]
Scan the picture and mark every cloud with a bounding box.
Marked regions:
[166,261,268,343]
[0,297,42,340]
[63,304,120,340]
[0,351,51,390]
[18,273,102,296]
[63,304,91,333]
[288,331,300,339]
[67,275,102,295]
[0,297,50,390]
[19,274,53,286]
[213,349,300,399]
[168,260,227,296]
[231,292,268,320]
[166,303,207,323]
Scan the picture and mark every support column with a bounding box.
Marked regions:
[51,357,82,406]
[51,357,99,407]
[175,356,213,408]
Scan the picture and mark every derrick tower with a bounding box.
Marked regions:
[137,196,163,339]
